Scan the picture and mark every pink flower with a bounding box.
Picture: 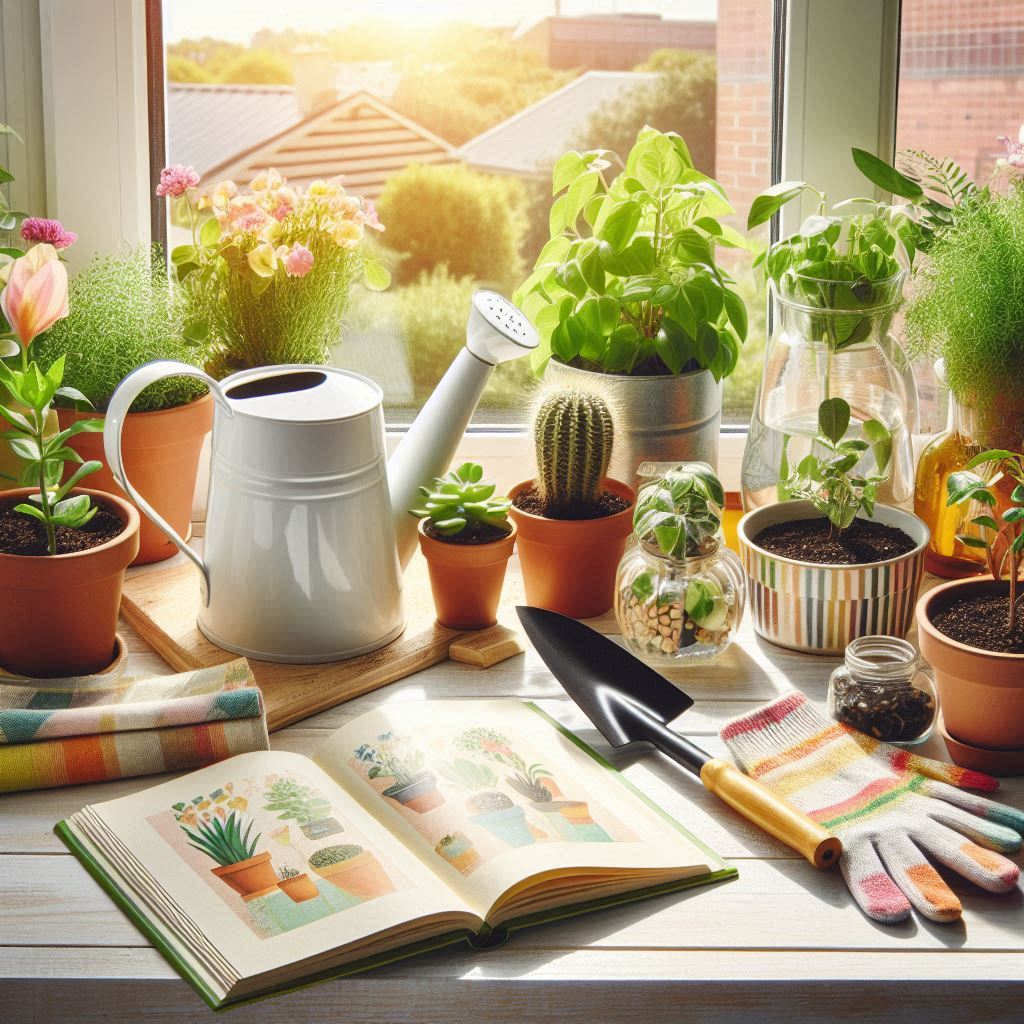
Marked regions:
[998,134,1024,168]
[0,244,69,351]
[20,217,77,250]
[284,243,314,278]
[363,200,385,232]
[156,164,200,198]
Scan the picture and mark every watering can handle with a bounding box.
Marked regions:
[103,361,228,603]
[880,334,920,435]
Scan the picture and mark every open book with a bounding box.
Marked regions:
[57,700,735,1009]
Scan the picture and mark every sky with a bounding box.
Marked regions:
[164,0,718,43]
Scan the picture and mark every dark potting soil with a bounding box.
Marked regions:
[424,522,511,545]
[512,484,630,521]
[753,517,916,565]
[0,504,125,556]
[930,593,1024,655]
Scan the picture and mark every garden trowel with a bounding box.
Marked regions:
[516,606,841,870]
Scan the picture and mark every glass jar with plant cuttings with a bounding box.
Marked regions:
[615,463,744,664]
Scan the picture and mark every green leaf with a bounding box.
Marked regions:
[9,436,40,461]
[861,418,891,474]
[956,535,989,549]
[970,515,999,531]
[171,244,197,266]
[199,216,220,247]
[565,170,600,226]
[0,168,13,185]
[599,200,642,253]
[722,288,747,342]
[362,256,391,292]
[182,320,210,345]
[747,181,807,229]
[655,319,693,375]
[54,385,91,406]
[548,194,567,236]
[14,502,46,522]
[1003,507,1024,523]
[965,449,1014,469]
[552,151,586,195]
[818,397,851,446]
[54,460,102,500]
[631,572,655,604]
[851,148,924,200]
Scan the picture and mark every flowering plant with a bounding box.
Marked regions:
[454,727,554,803]
[158,164,390,371]
[353,732,427,786]
[0,245,105,554]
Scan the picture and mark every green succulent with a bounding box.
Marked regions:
[436,757,499,792]
[262,778,332,826]
[409,461,511,538]
[277,865,301,880]
[178,810,260,867]
[633,462,725,559]
[309,844,363,868]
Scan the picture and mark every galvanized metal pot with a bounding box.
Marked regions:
[544,361,723,486]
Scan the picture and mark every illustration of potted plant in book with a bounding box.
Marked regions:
[434,832,481,873]
[440,743,538,848]
[455,728,612,843]
[308,843,397,901]
[172,787,279,897]
[353,732,445,813]
[276,864,320,904]
[262,776,344,840]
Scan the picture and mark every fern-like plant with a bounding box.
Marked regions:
[34,247,209,412]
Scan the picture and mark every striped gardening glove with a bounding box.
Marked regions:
[721,692,1024,924]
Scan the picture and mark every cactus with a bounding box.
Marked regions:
[308,843,363,868]
[534,389,614,516]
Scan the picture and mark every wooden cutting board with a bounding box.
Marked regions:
[120,558,524,732]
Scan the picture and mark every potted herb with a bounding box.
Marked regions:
[172,798,277,897]
[163,164,389,374]
[741,178,921,511]
[508,388,634,618]
[262,778,343,840]
[433,832,480,873]
[515,127,747,479]
[308,843,396,901]
[34,247,213,565]
[738,398,929,654]
[917,449,1024,766]
[276,864,319,904]
[410,461,516,630]
[616,463,745,663]
[436,754,535,848]
[353,733,445,813]
[0,246,139,677]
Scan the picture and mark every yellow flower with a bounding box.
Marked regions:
[308,179,328,196]
[247,241,279,277]
[332,220,363,249]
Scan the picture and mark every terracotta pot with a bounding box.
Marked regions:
[278,872,320,903]
[508,478,635,619]
[917,577,1024,752]
[417,518,516,630]
[312,850,397,900]
[0,487,139,677]
[382,770,445,813]
[57,393,213,565]
[737,500,929,655]
[211,851,278,896]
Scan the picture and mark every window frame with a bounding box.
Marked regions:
[11,0,904,489]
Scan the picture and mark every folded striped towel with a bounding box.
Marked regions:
[0,659,269,792]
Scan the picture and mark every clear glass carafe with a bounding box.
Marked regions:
[741,271,918,511]
[615,538,745,664]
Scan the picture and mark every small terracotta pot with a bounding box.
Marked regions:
[313,851,397,900]
[417,518,516,630]
[211,851,278,897]
[917,577,1024,752]
[0,487,139,677]
[508,478,635,619]
[58,392,213,565]
[278,872,320,903]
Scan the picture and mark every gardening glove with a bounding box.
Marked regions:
[721,692,1024,924]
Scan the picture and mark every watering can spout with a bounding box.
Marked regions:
[387,291,538,570]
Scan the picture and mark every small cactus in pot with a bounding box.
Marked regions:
[509,387,635,617]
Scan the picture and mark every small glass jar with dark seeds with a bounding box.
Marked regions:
[827,636,938,745]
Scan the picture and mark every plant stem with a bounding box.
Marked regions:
[34,413,56,555]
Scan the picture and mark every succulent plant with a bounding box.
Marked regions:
[437,834,458,849]
[633,463,725,560]
[277,865,301,880]
[436,757,499,792]
[263,778,332,826]
[309,843,363,868]
[467,791,513,816]
[534,388,614,516]
[409,461,511,539]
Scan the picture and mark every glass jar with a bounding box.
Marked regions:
[827,636,937,745]
[741,271,918,511]
[615,537,745,664]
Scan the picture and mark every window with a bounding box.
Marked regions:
[895,0,1024,432]
[159,0,775,427]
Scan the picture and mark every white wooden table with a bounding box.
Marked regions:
[2,560,1022,1023]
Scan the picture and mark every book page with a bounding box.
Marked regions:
[314,701,712,916]
[81,750,477,981]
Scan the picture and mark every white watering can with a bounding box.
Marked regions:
[103,292,538,663]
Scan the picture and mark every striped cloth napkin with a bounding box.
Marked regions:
[0,659,269,792]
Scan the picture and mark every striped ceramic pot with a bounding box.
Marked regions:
[738,500,929,655]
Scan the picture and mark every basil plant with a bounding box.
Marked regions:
[515,127,747,380]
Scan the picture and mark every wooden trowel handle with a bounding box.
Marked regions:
[700,759,842,870]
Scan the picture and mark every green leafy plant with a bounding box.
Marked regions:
[946,449,1024,633]
[309,844,363,868]
[35,247,209,412]
[436,757,499,793]
[353,732,426,787]
[533,388,614,516]
[409,461,511,539]
[0,123,27,244]
[632,462,725,560]
[902,187,1024,412]
[262,778,332,827]
[177,810,260,867]
[277,865,301,880]
[783,397,892,533]
[516,126,747,379]
[455,727,554,804]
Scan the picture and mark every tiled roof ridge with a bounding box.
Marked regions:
[167,82,296,95]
